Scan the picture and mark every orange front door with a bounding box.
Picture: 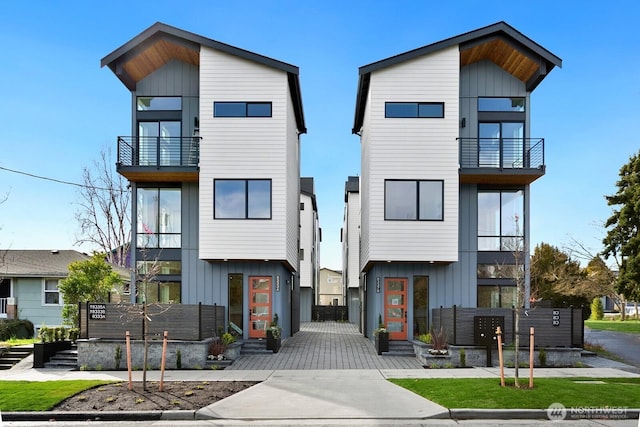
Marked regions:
[249,276,272,338]
[384,278,407,340]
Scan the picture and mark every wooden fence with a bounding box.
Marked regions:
[79,302,225,341]
[312,305,349,322]
[431,306,583,348]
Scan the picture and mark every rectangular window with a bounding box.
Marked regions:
[136,261,181,276]
[385,180,443,220]
[137,188,182,248]
[137,96,182,111]
[477,285,517,308]
[300,249,305,261]
[478,190,524,251]
[214,179,272,219]
[478,97,525,112]
[477,263,523,279]
[385,102,444,118]
[136,282,181,304]
[43,279,61,305]
[214,102,272,117]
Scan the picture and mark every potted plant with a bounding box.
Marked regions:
[266,314,282,353]
[374,314,389,355]
[222,332,242,360]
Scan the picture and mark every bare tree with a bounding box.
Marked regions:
[74,147,130,266]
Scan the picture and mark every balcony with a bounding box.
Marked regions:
[459,138,545,185]
[116,136,201,182]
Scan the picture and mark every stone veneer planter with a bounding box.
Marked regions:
[410,340,582,368]
[77,338,215,370]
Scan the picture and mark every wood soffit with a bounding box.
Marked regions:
[460,38,539,84]
[121,38,199,85]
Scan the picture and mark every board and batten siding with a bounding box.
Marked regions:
[362,45,460,266]
[198,47,292,262]
[299,192,314,288]
[345,191,360,289]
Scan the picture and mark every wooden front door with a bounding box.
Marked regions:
[249,276,272,338]
[384,278,407,340]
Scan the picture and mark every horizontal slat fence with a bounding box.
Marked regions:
[79,303,225,341]
[431,306,583,348]
[312,305,349,322]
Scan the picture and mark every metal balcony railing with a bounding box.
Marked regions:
[117,136,201,168]
[459,138,544,170]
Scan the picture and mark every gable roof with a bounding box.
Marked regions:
[353,21,562,133]
[300,177,318,213]
[0,250,92,278]
[101,22,306,134]
[0,250,130,280]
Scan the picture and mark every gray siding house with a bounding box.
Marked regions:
[299,177,320,322]
[0,250,91,327]
[101,23,307,340]
[351,22,561,341]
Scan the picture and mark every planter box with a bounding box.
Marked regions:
[33,341,72,368]
[266,330,281,353]
[223,341,242,360]
[375,332,389,355]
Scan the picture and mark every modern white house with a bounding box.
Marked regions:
[351,21,561,341]
[341,176,361,324]
[101,22,307,339]
[299,177,321,321]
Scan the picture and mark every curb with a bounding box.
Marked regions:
[1,410,196,422]
[450,408,640,421]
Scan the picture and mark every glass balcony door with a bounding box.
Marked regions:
[138,121,181,166]
[479,122,524,168]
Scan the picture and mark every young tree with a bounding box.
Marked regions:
[603,151,640,306]
[74,148,131,267]
[58,254,123,327]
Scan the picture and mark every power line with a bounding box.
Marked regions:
[0,165,128,192]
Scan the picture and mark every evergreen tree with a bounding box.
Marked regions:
[603,151,640,303]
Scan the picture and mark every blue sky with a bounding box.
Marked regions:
[1,1,639,270]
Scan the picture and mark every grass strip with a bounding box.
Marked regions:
[389,377,640,409]
[585,319,640,334]
[0,380,112,411]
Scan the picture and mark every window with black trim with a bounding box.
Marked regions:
[137,96,182,111]
[214,102,272,117]
[214,179,272,219]
[478,97,525,112]
[477,285,517,308]
[137,188,182,248]
[477,190,523,251]
[385,180,443,220]
[385,102,444,118]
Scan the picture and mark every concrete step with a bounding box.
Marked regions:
[383,341,416,357]
[241,340,273,355]
[0,345,33,369]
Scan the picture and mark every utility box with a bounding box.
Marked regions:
[474,316,504,366]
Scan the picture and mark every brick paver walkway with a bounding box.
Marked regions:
[228,321,424,370]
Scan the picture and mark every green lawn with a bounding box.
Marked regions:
[389,377,640,409]
[0,381,112,411]
[0,338,40,347]
[585,319,640,334]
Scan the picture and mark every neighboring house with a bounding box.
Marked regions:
[101,22,307,339]
[341,176,360,324]
[299,177,321,322]
[0,250,91,327]
[351,22,561,340]
[318,268,344,306]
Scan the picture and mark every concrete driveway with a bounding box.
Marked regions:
[584,327,640,367]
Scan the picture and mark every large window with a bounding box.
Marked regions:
[136,282,181,304]
[137,188,182,248]
[385,102,444,118]
[214,102,272,117]
[214,179,272,219]
[385,180,443,220]
[477,285,517,308]
[477,190,524,251]
[43,279,61,305]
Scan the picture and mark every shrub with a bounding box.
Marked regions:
[0,319,34,340]
[221,332,236,346]
[538,347,547,367]
[590,297,604,320]
[417,333,432,344]
[114,345,122,370]
[176,350,182,369]
[459,348,466,367]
